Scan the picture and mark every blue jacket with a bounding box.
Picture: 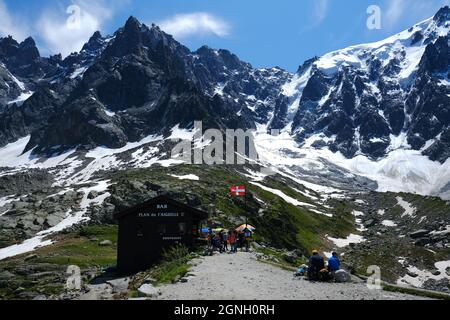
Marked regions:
[328,256,341,271]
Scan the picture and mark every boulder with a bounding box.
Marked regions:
[431,270,441,276]
[106,277,130,294]
[409,230,430,239]
[45,214,63,228]
[33,217,45,226]
[88,191,99,200]
[350,274,365,284]
[137,284,160,298]
[0,270,15,280]
[364,219,377,228]
[414,238,430,246]
[99,240,113,246]
[63,191,78,201]
[24,254,38,261]
[423,278,450,293]
[334,270,351,283]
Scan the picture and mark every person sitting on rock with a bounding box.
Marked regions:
[308,250,325,281]
[328,252,341,279]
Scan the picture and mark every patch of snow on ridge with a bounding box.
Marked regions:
[327,234,366,248]
[309,209,333,218]
[8,91,34,106]
[250,182,316,208]
[0,136,78,170]
[281,67,311,97]
[169,125,199,141]
[86,135,162,159]
[281,67,312,122]
[70,66,88,79]
[396,197,416,217]
[382,220,398,227]
[397,260,450,289]
[9,72,26,91]
[169,174,200,181]
[0,195,21,208]
[0,237,53,261]
[430,225,450,237]
[352,210,367,232]
[105,109,116,117]
[0,131,184,185]
[59,135,163,185]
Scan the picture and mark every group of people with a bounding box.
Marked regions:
[296,251,342,282]
[207,228,253,254]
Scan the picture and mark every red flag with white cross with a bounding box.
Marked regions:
[230,186,246,197]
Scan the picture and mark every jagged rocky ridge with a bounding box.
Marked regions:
[0,8,449,162]
[0,17,291,156]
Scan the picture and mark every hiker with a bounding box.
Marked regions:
[228,230,237,253]
[238,231,245,250]
[212,234,223,253]
[218,231,225,253]
[207,231,213,249]
[328,252,341,279]
[308,250,325,281]
[221,230,229,252]
[243,228,253,252]
[295,264,308,277]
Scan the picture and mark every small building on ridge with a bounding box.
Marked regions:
[114,195,209,274]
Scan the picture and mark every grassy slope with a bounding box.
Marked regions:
[0,225,118,299]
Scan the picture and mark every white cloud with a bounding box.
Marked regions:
[314,0,329,24]
[385,0,407,27]
[384,0,450,29]
[36,0,117,57]
[0,0,29,41]
[158,12,230,39]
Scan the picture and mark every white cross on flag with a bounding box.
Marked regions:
[230,186,246,197]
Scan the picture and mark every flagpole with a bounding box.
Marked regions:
[245,184,248,228]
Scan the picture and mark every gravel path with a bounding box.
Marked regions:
[158,252,428,300]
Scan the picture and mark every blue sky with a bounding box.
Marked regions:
[1,0,449,71]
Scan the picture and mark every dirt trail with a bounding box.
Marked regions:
[158,252,428,300]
